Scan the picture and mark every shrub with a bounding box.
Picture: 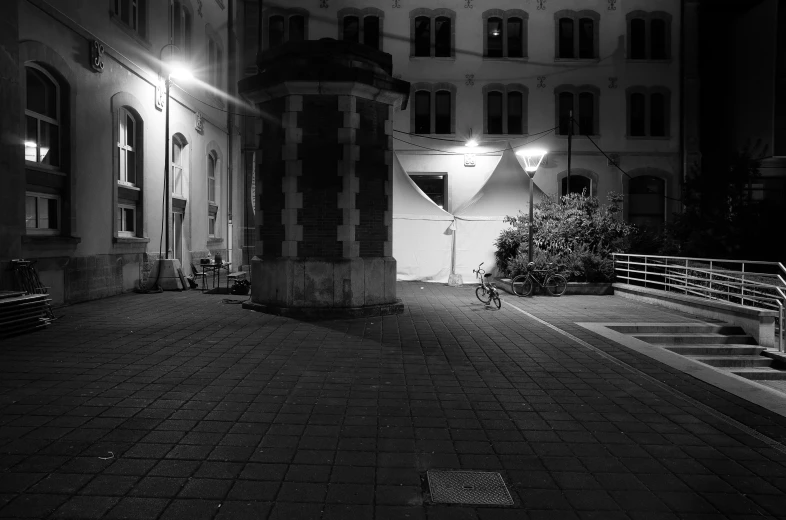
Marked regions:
[495,191,636,282]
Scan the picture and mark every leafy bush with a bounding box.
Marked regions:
[495,191,636,282]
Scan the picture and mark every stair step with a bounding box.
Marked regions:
[632,333,757,345]
[610,324,745,335]
[688,356,773,368]
[728,368,786,380]
[666,345,766,355]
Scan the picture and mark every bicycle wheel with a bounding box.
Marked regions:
[545,274,568,296]
[511,275,533,297]
[491,293,502,309]
[475,286,491,304]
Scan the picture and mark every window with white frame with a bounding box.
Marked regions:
[171,0,192,59]
[411,83,455,135]
[555,85,600,136]
[627,11,672,60]
[117,203,136,237]
[118,107,137,185]
[208,37,222,89]
[338,8,383,50]
[114,0,147,37]
[627,88,670,137]
[266,9,308,49]
[25,65,60,167]
[207,151,217,203]
[25,193,60,234]
[483,10,528,58]
[208,213,216,237]
[555,10,599,60]
[484,84,528,135]
[410,9,455,58]
[172,135,186,197]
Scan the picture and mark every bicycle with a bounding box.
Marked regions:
[511,262,568,297]
[473,262,502,309]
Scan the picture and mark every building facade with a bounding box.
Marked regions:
[1,0,246,304]
[243,0,682,233]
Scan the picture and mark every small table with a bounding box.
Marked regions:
[200,262,231,291]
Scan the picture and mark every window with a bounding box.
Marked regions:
[627,12,672,60]
[25,66,59,167]
[411,83,456,135]
[265,9,309,49]
[561,175,592,196]
[208,214,216,237]
[410,9,455,58]
[555,10,599,59]
[629,176,665,229]
[207,151,217,203]
[627,88,670,137]
[410,174,446,209]
[114,0,147,37]
[117,203,136,237]
[171,1,192,59]
[25,193,59,234]
[208,37,222,88]
[555,85,599,136]
[338,9,383,50]
[172,135,186,197]
[118,108,137,185]
[484,84,528,135]
[483,10,528,59]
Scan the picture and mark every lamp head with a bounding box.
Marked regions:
[169,64,193,81]
[516,148,547,176]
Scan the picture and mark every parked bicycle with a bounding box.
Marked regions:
[473,262,502,309]
[511,262,568,297]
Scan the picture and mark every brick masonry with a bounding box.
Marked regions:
[256,98,286,258]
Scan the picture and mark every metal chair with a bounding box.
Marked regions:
[191,264,208,293]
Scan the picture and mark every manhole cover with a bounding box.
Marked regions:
[427,470,514,506]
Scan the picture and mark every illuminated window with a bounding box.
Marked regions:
[25,66,59,167]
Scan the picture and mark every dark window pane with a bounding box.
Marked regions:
[650,93,666,136]
[578,92,594,135]
[561,175,591,196]
[630,93,646,136]
[558,92,573,135]
[435,90,451,133]
[651,19,668,59]
[410,175,445,209]
[559,18,574,58]
[414,91,430,133]
[508,91,523,134]
[25,116,37,162]
[127,150,136,185]
[289,16,305,42]
[269,16,284,47]
[26,68,57,118]
[579,18,594,58]
[414,16,430,56]
[487,91,503,134]
[40,121,59,167]
[26,196,36,228]
[630,18,646,59]
[343,16,359,42]
[507,17,523,57]
[487,17,503,57]
[119,0,129,24]
[364,16,380,49]
[173,2,182,47]
[47,198,58,230]
[435,17,451,57]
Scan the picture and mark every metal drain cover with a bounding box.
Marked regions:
[427,470,514,506]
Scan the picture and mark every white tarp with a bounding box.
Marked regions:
[453,145,545,281]
[392,153,455,283]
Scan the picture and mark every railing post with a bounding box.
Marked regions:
[644,257,648,288]
[741,262,746,307]
[685,259,689,295]
[709,260,713,299]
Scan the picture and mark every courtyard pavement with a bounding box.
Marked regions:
[1,282,786,519]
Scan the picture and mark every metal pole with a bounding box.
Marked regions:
[528,174,534,263]
[567,109,572,197]
[164,77,171,259]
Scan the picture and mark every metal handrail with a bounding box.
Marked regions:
[613,253,785,352]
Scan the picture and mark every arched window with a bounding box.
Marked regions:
[651,18,667,59]
[289,15,305,42]
[627,12,671,60]
[630,93,646,136]
[630,18,646,59]
[269,15,284,47]
[414,90,430,134]
[171,0,192,58]
[508,91,523,135]
[556,10,599,59]
[578,92,595,135]
[487,91,503,134]
[434,17,451,57]
[629,176,665,229]
[25,66,59,167]
[578,18,595,58]
[434,90,451,133]
[207,151,217,203]
[558,18,574,58]
[172,135,186,197]
[561,175,592,197]
[487,17,503,57]
[627,88,670,138]
[343,16,359,42]
[507,17,524,58]
[558,92,573,135]
[363,16,381,49]
[118,107,137,185]
[414,16,430,56]
[114,0,147,37]
[650,93,666,136]
[207,36,222,88]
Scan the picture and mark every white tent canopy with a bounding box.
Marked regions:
[392,152,455,283]
[452,144,546,281]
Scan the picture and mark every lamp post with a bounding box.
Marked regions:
[515,149,547,263]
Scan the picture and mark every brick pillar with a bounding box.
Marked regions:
[239,39,410,318]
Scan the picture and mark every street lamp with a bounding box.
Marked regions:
[159,44,193,259]
[515,148,547,263]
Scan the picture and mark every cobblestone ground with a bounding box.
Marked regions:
[1,282,785,519]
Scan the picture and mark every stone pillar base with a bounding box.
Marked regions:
[247,256,398,317]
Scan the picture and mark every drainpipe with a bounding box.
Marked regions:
[227,0,235,268]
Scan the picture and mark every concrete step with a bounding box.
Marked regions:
[728,367,786,380]
[632,333,757,345]
[665,345,766,355]
[688,355,774,368]
[609,324,745,335]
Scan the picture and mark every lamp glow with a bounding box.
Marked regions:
[24,141,37,148]
[169,65,193,81]
[465,138,479,148]
[516,148,547,174]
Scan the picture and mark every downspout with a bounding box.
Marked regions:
[679,0,686,208]
[227,0,235,267]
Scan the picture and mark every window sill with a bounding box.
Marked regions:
[22,235,81,246]
[207,237,224,245]
[114,236,149,244]
[118,182,140,190]
[25,163,66,176]
[626,135,672,140]
[553,57,600,63]
[410,133,457,138]
[482,56,529,61]
[110,13,152,50]
[483,133,529,139]
[409,56,456,61]
[626,58,673,63]
[555,134,601,139]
